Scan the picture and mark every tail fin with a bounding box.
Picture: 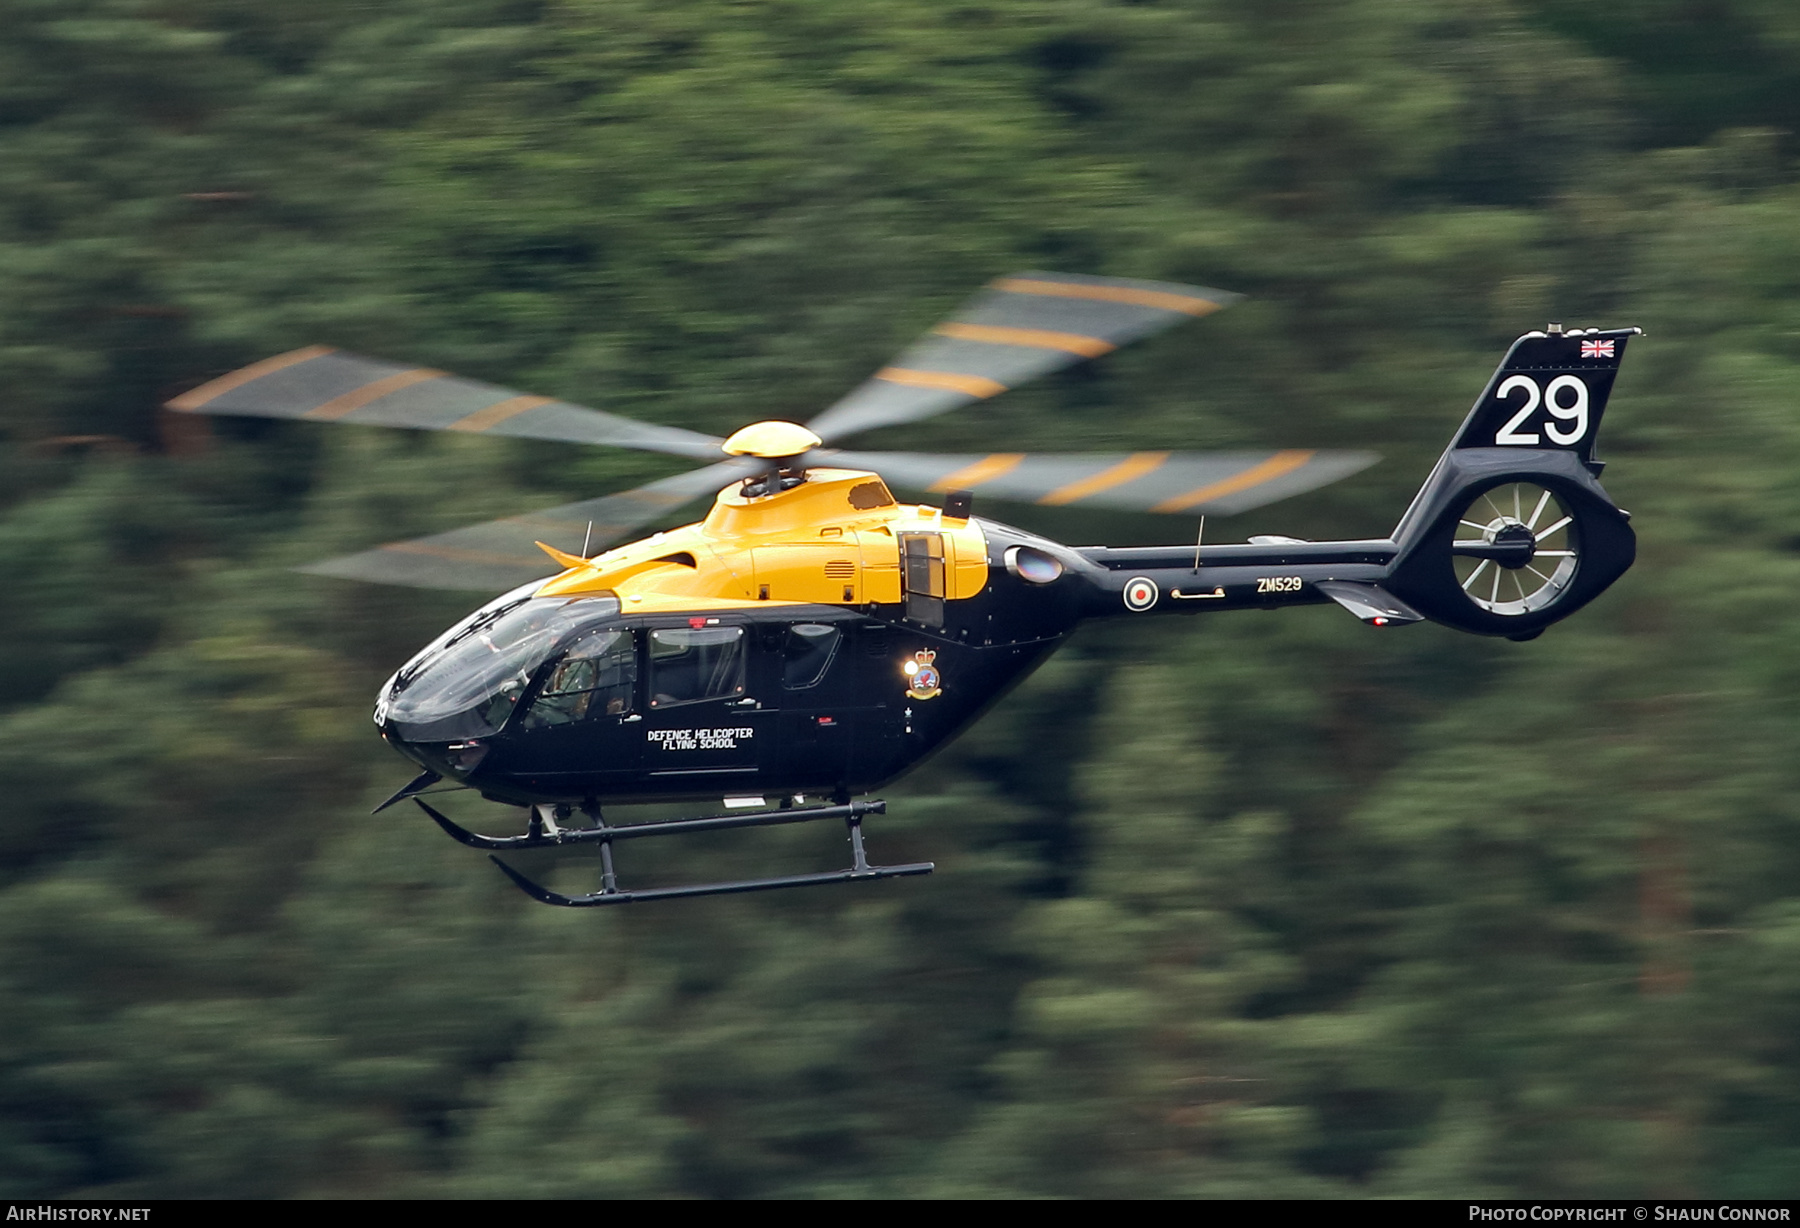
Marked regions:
[1447,326,1642,471]
[1384,325,1641,638]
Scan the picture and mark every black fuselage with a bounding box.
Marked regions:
[376,452,1631,810]
[376,515,1383,807]
[380,518,1086,806]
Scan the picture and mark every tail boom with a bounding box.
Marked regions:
[1063,325,1641,639]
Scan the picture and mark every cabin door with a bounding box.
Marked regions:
[509,626,643,786]
[774,620,853,790]
[640,623,768,783]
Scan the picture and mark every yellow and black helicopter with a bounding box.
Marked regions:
[169,273,1640,906]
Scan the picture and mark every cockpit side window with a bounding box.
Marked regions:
[520,629,638,728]
[383,595,621,739]
[782,623,840,689]
[649,626,746,708]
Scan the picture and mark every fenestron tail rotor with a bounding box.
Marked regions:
[1451,482,1579,616]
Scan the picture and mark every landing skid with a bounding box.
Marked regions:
[412,797,933,906]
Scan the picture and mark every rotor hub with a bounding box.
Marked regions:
[721,420,822,460]
[1484,519,1537,570]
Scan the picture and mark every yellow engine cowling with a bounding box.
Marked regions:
[535,467,988,609]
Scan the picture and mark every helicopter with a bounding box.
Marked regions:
[167,273,1640,906]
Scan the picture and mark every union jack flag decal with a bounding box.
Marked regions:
[1581,339,1616,359]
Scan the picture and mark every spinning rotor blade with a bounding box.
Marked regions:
[168,347,725,460]
[803,273,1240,444]
[827,448,1378,515]
[300,458,761,591]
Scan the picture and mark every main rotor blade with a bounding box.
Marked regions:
[168,347,725,461]
[804,273,1240,444]
[299,458,760,591]
[826,448,1378,515]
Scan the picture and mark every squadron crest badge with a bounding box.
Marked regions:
[903,650,942,700]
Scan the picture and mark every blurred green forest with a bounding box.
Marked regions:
[4,0,1800,1199]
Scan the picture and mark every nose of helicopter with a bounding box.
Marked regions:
[372,590,624,779]
[379,711,493,780]
[375,660,513,780]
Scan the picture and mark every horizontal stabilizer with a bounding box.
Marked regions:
[1314,580,1423,627]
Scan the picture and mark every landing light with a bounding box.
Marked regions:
[443,740,489,775]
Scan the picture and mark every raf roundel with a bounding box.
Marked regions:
[1122,576,1159,613]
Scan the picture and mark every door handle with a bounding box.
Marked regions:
[621,714,643,723]
[734,698,760,708]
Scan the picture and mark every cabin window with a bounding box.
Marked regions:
[520,629,637,728]
[782,623,841,689]
[649,626,746,708]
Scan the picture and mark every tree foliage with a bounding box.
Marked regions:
[3,0,1800,1198]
